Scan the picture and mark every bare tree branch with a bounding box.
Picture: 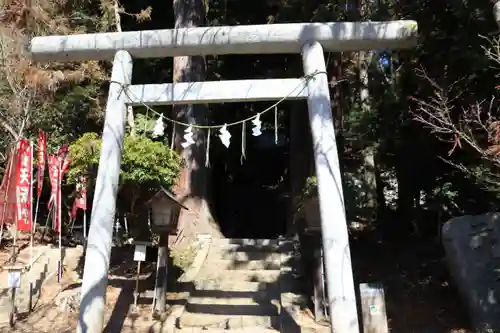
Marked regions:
[412,36,500,192]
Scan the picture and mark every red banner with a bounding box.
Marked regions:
[58,143,70,175]
[48,143,71,233]
[47,154,59,230]
[71,176,87,218]
[61,155,70,175]
[58,143,68,162]
[15,139,32,232]
[0,148,18,226]
[36,130,47,198]
[47,154,58,209]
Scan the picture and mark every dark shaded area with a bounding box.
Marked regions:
[294,228,473,332]
[211,119,291,238]
[351,231,472,333]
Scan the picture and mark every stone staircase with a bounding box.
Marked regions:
[0,246,62,325]
[177,238,284,331]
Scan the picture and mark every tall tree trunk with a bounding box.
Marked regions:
[358,51,380,209]
[289,103,313,235]
[111,0,135,135]
[357,0,383,217]
[172,0,220,246]
[333,54,346,176]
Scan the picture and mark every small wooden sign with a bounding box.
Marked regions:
[134,244,147,262]
[359,282,389,333]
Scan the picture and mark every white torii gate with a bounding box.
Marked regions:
[29,20,418,333]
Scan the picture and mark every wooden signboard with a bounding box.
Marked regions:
[4,265,23,289]
[7,270,21,289]
[134,244,147,262]
[359,282,389,333]
[4,265,23,327]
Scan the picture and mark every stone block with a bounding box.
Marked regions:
[442,213,500,333]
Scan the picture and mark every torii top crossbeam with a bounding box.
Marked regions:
[28,20,418,62]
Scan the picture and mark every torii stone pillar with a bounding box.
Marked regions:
[28,20,418,333]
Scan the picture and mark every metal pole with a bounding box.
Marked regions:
[69,216,76,234]
[301,41,360,333]
[83,210,87,240]
[9,224,18,326]
[57,163,62,283]
[33,196,40,234]
[0,224,4,248]
[29,141,34,271]
[29,140,34,312]
[12,215,18,264]
[76,50,133,333]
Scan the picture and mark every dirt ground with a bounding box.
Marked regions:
[0,245,161,333]
[2,280,155,333]
[0,235,475,333]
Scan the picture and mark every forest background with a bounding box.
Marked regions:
[1,0,500,246]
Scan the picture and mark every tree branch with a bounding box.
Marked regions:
[412,36,500,191]
[0,113,19,140]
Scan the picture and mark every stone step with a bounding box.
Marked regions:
[176,238,288,331]
[200,270,280,283]
[186,297,279,316]
[278,240,295,252]
[210,239,279,252]
[178,312,279,329]
[194,280,279,294]
[188,290,279,303]
[210,243,280,253]
[188,292,279,304]
[211,239,278,247]
[0,249,58,318]
[151,321,280,333]
[206,259,280,271]
[217,251,282,261]
[280,253,299,268]
[169,328,279,333]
